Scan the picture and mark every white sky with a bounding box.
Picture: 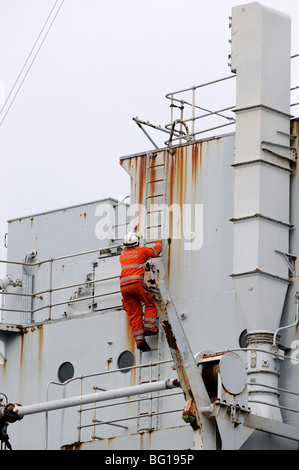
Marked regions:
[0,0,298,263]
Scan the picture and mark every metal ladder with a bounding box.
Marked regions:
[137,149,169,432]
[143,150,168,245]
[136,143,213,445]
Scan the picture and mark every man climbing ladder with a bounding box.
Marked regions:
[119,232,162,352]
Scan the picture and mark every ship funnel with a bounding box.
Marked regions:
[231,3,292,420]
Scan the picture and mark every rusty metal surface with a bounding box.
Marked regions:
[121,134,240,355]
[153,279,216,448]
[1,119,299,449]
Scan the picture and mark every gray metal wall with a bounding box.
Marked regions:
[1,119,299,449]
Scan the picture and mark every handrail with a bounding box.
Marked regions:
[0,278,121,317]
[165,75,236,141]
[45,358,176,448]
[44,345,299,448]
[0,244,123,324]
[163,55,299,142]
[0,244,123,268]
[210,346,299,364]
[165,75,236,101]
[248,399,299,415]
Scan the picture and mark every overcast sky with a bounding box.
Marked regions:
[0,0,298,263]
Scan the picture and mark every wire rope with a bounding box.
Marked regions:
[0,0,65,127]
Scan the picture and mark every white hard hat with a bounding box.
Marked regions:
[123,232,142,247]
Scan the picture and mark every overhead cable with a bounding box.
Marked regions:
[0,0,65,127]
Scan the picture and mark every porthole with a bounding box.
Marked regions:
[117,350,135,373]
[57,361,74,383]
[238,329,248,349]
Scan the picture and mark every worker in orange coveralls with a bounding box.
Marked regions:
[120,232,162,352]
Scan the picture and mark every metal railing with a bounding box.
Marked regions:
[44,358,185,449]
[0,244,123,325]
[134,55,299,150]
[165,74,237,144]
[42,345,299,449]
[164,54,299,145]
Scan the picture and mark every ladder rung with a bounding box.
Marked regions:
[148,164,165,169]
[148,179,164,184]
[146,209,162,214]
[277,130,297,141]
[146,194,164,199]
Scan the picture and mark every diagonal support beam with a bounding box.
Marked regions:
[245,414,299,442]
[155,280,216,449]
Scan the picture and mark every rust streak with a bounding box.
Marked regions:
[137,156,147,207]
[38,325,44,365]
[162,318,202,431]
[20,332,24,370]
[135,156,147,232]
[167,153,174,283]
[61,441,83,450]
[162,320,191,397]
[125,311,135,354]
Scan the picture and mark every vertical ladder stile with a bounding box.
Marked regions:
[137,149,169,432]
[143,151,150,241]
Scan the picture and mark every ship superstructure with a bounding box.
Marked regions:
[1,2,299,450]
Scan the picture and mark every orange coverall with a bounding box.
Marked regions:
[120,240,162,344]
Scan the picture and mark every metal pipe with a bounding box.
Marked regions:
[273,294,299,347]
[192,88,195,137]
[84,390,183,414]
[85,407,185,432]
[133,117,184,138]
[174,105,236,124]
[32,275,119,298]
[209,346,299,364]
[0,244,123,268]
[134,119,159,149]
[32,290,121,315]
[77,376,83,444]
[249,382,299,398]
[0,291,120,316]
[45,358,173,389]
[112,195,130,208]
[165,102,235,127]
[165,74,236,99]
[248,399,299,415]
[48,259,53,321]
[2,379,180,419]
[166,121,234,145]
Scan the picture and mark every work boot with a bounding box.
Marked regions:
[144,328,159,337]
[137,341,151,352]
